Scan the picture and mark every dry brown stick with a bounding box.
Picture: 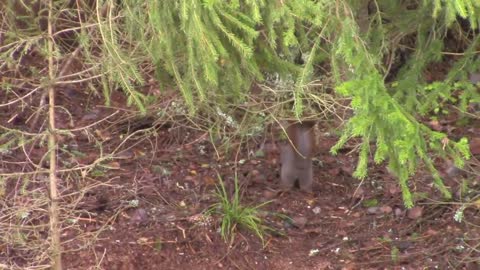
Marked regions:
[46,0,62,268]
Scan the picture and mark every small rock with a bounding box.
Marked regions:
[366,207,380,215]
[380,205,392,214]
[291,216,308,229]
[262,190,277,200]
[407,206,423,219]
[312,206,321,214]
[394,207,404,217]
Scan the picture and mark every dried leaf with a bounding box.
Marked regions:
[203,175,216,186]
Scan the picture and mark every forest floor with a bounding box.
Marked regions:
[2,82,480,270]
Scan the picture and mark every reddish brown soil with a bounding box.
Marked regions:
[2,86,480,270]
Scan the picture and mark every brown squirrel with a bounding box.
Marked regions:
[279,121,316,192]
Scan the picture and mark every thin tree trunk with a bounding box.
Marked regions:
[47,0,62,268]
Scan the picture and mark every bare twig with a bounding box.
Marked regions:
[47,0,62,268]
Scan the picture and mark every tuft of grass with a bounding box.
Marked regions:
[391,246,400,264]
[207,173,271,246]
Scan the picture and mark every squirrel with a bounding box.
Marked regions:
[279,121,316,192]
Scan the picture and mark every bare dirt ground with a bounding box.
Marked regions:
[2,80,480,270]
